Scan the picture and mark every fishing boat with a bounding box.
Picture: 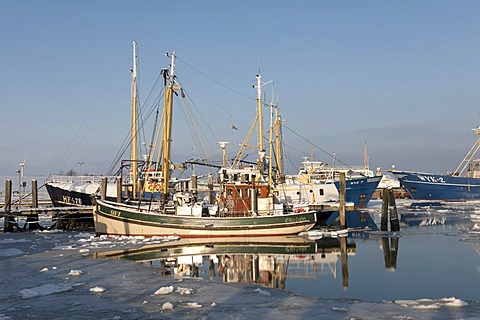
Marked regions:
[93,50,317,238]
[45,175,116,207]
[390,126,480,200]
[281,156,382,209]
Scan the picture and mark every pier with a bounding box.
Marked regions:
[1,179,93,232]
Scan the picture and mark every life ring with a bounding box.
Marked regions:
[147,184,155,192]
[154,183,161,192]
[295,208,306,213]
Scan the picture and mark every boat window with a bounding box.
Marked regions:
[227,188,233,196]
[319,189,324,196]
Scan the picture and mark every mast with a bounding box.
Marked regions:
[161,51,179,202]
[268,101,275,190]
[274,107,284,176]
[219,142,229,167]
[255,74,264,152]
[131,40,139,196]
[363,142,369,170]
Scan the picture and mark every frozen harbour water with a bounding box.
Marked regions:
[0,200,480,319]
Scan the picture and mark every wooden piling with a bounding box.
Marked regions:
[339,172,346,228]
[100,177,107,200]
[381,188,389,231]
[25,179,41,231]
[31,179,38,208]
[380,188,400,232]
[208,174,214,204]
[4,179,14,232]
[388,189,400,231]
[116,177,122,203]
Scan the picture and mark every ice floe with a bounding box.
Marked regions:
[20,283,80,299]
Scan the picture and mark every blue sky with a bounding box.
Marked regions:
[1,1,480,177]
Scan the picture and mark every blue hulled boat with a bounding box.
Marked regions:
[333,175,383,206]
[390,127,480,201]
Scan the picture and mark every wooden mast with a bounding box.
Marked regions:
[131,40,139,196]
[274,107,284,177]
[161,51,178,202]
[255,74,264,153]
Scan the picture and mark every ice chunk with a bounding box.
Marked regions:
[253,288,271,296]
[68,269,84,276]
[176,287,193,295]
[154,286,174,295]
[162,302,174,310]
[186,302,202,308]
[89,286,106,293]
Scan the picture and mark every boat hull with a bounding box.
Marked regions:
[334,175,383,207]
[94,199,317,238]
[391,170,480,200]
[45,181,116,207]
[45,182,97,207]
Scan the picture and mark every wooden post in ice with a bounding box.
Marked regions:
[100,177,107,201]
[381,188,400,231]
[25,179,41,231]
[116,177,122,203]
[381,188,389,231]
[4,179,13,232]
[388,189,400,231]
[339,172,346,228]
[31,179,38,208]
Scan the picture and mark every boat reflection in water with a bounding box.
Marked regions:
[93,236,356,290]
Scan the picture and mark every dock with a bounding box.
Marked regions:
[1,178,94,232]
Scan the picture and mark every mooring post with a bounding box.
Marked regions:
[25,179,41,231]
[388,188,400,231]
[208,173,214,204]
[31,179,38,208]
[116,177,122,203]
[4,179,14,232]
[100,177,107,201]
[339,172,346,229]
[381,188,389,231]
